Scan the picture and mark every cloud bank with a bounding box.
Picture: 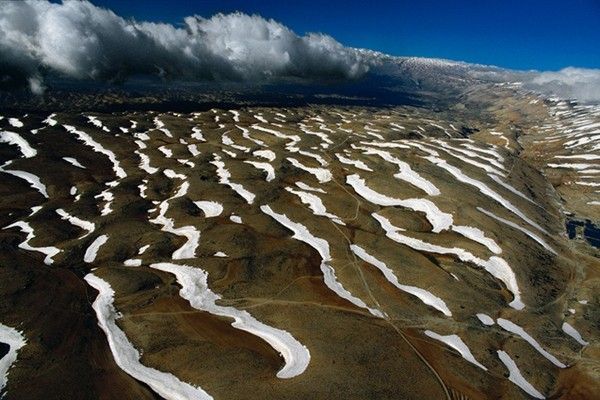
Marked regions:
[0,0,368,93]
[524,67,600,104]
[2,0,599,104]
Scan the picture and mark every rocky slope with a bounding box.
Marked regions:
[0,82,598,399]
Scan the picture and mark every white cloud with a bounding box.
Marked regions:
[3,0,599,105]
[526,67,600,103]
[0,1,368,91]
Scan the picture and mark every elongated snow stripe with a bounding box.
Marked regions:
[424,141,506,177]
[295,181,326,193]
[63,125,126,179]
[286,188,345,225]
[150,262,310,378]
[357,146,440,195]
[362,128,384,140]
[8,118,23,128]
[476,313,495,326]
[576,181,600,187]
[222,132,251,153]
[193,201,223,218]
[298,123,333,146]
[62,157,86,169]
[3,221,60,265]
[351,245,451,316]
[237,125,265,146]
[84,273,213,400]
[244,160,276,182]
[477,207,556,254]
[0,323,26,393]
[56,208,95,238]
[261,205,384,318]
[222,149,237,158]
[153,117,172,137]
[335,154,373,171]
[288,148,328,166]
[254,114,268,124]
[432,140,507,173]
[286,157,332,183]
[424,330,487,370]
[84,234,108,263]
[359,141,410,149]
[0,169,48,198]
[229,110,240,122]
[451,225,502,254]
[497,350,545,399]
[251,124,301,149]
[251,124,299,140]
[488,174,536,205]
[554,154,600,160]
[164,169,185,180]
[561,322,589,346]
[210,154,255,204]
[317,123,334,134]
[420,152,548,235]
[547,162,600,170]
[496,318,565,368]
[253,149,275,161]
[43,113,57,126]
[0,131,36,158]
[346,174,452,232]
[460,142,505,163]
[136,151,159,174]
[153,203,200,260]
[372,213,524,310]
[149,178,200,260]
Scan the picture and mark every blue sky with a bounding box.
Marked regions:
[91,0,600,71]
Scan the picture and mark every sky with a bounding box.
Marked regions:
[90,0,600,71]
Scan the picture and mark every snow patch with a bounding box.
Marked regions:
[56,208,95,238]
[497,318,565,368]
[62,157,86,169]
[373,213,524,310]
[497,350,545,399]
[210,154,255,204]
[84,234,108,263]
[424,330,487,370]
[351,245,451,316]
[3,221,60,265]
[261,205,384,318]
[0,323,26,393]
[84,273,213,400]
[0,131,36,158]
[150,262,311,379]
[561,322,588,346]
